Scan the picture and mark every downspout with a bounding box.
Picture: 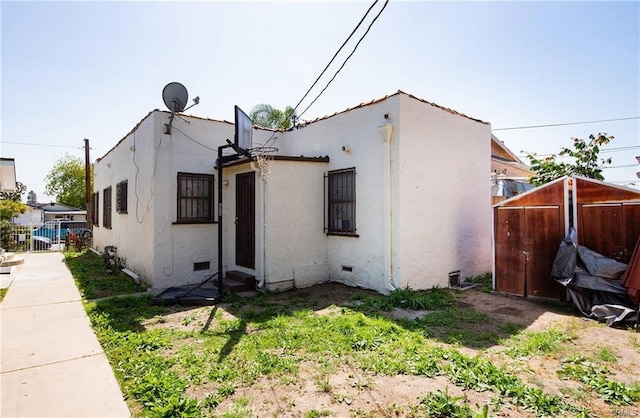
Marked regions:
[378,121,395,292]
[261,174,267,291]
[250,160,266,291]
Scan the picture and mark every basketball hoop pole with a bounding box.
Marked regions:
[217,144,228,300]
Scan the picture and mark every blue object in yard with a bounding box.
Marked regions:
[32,220,88,242]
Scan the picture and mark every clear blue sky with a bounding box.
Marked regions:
[2,0,639,202]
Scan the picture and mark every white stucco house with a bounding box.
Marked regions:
[92,90,492,294]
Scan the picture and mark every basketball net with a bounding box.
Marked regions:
[250,147,277,184]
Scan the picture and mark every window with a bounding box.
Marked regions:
[327,168,357,235]
[116,180,128,214]
[103,186,112,229]
[92,192,99,226]
[177,172,215,223]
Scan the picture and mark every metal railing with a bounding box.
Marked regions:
[0,223,63,253]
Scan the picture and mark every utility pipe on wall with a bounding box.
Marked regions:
[378,122,395,292]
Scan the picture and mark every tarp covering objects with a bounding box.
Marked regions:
[621,235,640,304]
[551,228,639,327]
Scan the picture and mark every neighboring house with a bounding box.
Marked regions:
[491,134,533,204]
[92,90,492,294]
[12,202,87,225]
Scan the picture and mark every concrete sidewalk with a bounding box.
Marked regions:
[1,252,130,417]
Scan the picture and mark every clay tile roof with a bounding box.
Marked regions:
[303,90,489,125]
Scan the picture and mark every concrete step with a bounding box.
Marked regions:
[214,271,256,292]
[0,254,24,268]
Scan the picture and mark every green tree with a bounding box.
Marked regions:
[0,181,26,202]
[44,154,92,209]
[0,181,27,224]
[0,200,27,221]
[249,103,297,130]
[0,181,28,221]
[27,190,37,205]
[524,133,614,186]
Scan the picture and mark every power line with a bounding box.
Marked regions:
[602,164,639,169]
[297,0,389,120]
[519,145,640,158]
[3,141,84,150]
[492,116,640,131]
[600,145,640,153]
[263,0,388,148]
[290,0,380,120]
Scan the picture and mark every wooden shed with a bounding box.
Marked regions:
[493,176,640,300]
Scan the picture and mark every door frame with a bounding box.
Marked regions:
[235,171,256,269]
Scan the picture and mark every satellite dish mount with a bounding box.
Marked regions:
[162,82,200,134]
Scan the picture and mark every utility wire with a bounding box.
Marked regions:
[3,140,106,152]
[492,116,640,131]
[263,0,388,148]
[171,125,219,153]
[600,145,640,153]
[3,141,84,150]
[296,0,389,120]
[290,0,380,120]
[519,145,640,158]
[602,164,639,169]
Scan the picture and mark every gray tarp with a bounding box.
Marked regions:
[551,228,638,326]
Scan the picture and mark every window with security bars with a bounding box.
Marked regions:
[177,172,214,223]
[92,192,99,226]
[327,168,357,235]
[116,180,128,214]
[103,187,112,229]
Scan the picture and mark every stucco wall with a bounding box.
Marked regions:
[94,111,239,290]
[150,113,225,290]
[280,98,400,293]
[395,95,492,289]
[93,112,159,286]
[264,160,328,290]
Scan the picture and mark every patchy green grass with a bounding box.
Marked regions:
[67,254,640,417]
[0,287,8,303]
[409,388,489,418]
[355,286,454,311]
[558,356,640,406]
[64,250,146,300]
[598,346,618,363]
[501,327,578,358]
[305,409,332,418]
[464,273,493,293]
[85,291,590,417]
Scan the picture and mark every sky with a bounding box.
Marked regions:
[2,0,639,203]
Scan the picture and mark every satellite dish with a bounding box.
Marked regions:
[162,82,189,113]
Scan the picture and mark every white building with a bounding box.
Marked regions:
[13,202,87,225]
[92,91,492,294]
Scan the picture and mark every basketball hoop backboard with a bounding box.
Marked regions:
[234,105,253,152]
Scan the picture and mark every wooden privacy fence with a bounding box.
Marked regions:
[493,176,640,300]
